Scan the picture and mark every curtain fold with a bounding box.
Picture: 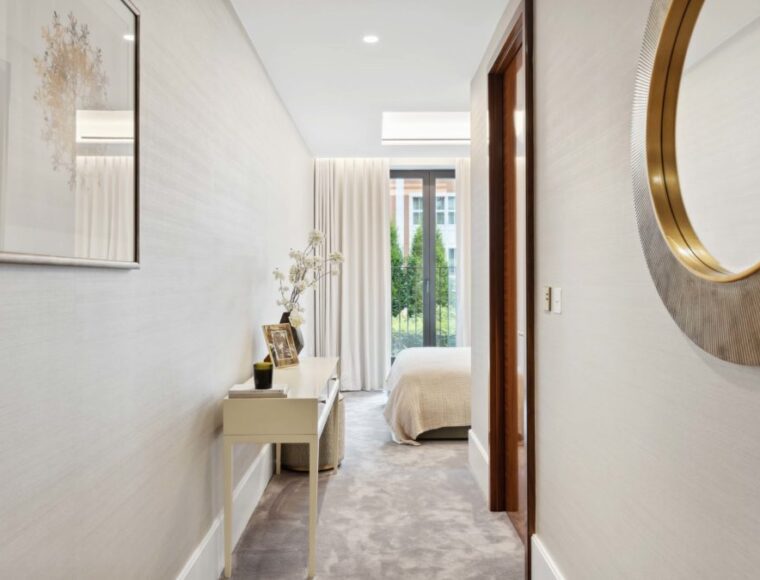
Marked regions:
[315,158,391,391]
[75,155,134,261]
[455,157,472,347]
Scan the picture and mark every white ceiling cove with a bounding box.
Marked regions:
[231,0,508,158]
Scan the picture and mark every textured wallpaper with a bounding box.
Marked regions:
[533,0,760,577]
[470,1,760,577]
[0,0,313,577]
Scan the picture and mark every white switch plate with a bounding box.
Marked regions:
[551,287,562,314]
[543,287,552,312]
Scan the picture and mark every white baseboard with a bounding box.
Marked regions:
[532,535,565,580]
[468,428,489,503]
[176,444,274,580]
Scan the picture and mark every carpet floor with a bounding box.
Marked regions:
[226,391,525,579]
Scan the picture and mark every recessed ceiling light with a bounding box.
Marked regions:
[363,35,379,44]
[123,34,135,42]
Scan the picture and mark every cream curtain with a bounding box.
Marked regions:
[455,158,472,347]
[75,156,134,261]
[315,158,391,391]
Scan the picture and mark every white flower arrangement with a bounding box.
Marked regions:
[273,229,344,328]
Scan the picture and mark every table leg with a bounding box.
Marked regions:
[275,443,281,475]
[332,403,340,472]
[307,436,318,577]
[224,438,233,578]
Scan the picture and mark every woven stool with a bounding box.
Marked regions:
[282,393,345,472]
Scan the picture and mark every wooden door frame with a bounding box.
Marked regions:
[487,1,536,577]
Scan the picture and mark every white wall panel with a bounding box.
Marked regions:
[0,1,313,577]
[471,1,760,577]
[533,1,760,577]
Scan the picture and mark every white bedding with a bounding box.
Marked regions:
[383,347,471,445]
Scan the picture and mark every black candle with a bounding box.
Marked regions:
[253,361,273,390]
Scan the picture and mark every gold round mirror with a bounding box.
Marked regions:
[647,0,760,282]
[633,0,760,365]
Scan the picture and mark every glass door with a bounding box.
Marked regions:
[389,169,457,357]
[434,176,457,347]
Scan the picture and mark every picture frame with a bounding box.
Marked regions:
[262,323,300,368]
[0,0,140,268]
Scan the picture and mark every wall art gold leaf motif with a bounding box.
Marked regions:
[33,11,108,189]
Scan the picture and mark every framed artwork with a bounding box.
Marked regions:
[263,323,300,368]
[0,0,140,268]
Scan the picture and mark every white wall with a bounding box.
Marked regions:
[0,6,7,247]
[0,60,8,247]
[472,1,760,577]
[534,1,760,576]
[0,0,313,578]
[469,0,523,501]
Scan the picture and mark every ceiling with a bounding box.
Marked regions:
[230,0,508,158]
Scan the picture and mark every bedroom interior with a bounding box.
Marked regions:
[1,0,760,579]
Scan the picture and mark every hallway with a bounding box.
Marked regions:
[227,392,524,579]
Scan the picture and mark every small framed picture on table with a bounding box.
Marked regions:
[263,324,299,368]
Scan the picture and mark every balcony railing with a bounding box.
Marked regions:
[391,265,457,357]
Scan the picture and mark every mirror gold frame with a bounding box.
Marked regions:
[633,0,760,365]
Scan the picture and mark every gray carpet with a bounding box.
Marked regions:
[226,392,525,579]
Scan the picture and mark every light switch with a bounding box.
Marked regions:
[551,287,562,314]
[543,287,552,312]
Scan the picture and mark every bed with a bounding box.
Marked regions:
[383,347,471,445]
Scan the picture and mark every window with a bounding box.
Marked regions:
[412,196,423,225]
[448,196,456,225]
[436,196,445,225]
[390,170,457,356]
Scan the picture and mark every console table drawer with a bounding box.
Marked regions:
[223,398,318,436]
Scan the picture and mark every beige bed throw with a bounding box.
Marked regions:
[383,347,471,445]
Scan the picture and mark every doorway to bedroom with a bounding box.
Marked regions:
[487,1,535,576]
[389,169,458,358]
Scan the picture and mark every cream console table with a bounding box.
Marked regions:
[223,356,340,578]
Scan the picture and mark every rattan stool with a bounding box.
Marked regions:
[282,393,345,472]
